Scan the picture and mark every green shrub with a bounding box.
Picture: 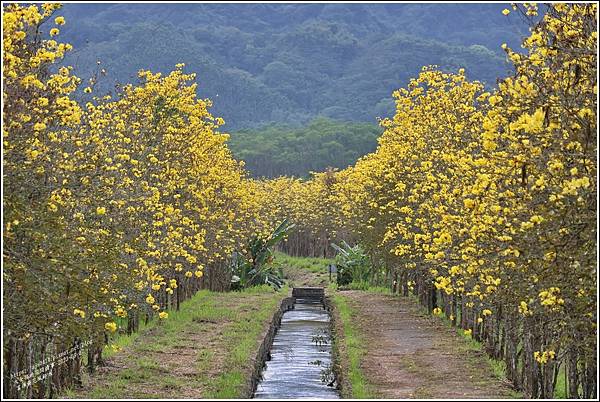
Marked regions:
[331,241,371,286]
[230,219,295,290]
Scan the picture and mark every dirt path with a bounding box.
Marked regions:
[339,291,517,399]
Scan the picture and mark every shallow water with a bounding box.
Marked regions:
[253,298,339,399]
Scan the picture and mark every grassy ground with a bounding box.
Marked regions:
[331,293,377,398]
[275,251,335,287]
[64,285,287,399]
[335,280,394,294]
[553,367,569,398]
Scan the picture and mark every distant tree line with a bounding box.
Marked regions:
[228,118,382,178]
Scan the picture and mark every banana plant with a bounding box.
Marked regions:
[231,219,296,290]
[331,240,371,286]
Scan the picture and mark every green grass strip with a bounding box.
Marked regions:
[332,293,376,399]
[204,285,287,398]
[274,251,333,273]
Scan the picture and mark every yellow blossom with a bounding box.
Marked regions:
[104,322,117,333]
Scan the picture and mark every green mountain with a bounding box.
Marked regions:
[58,3,529,130]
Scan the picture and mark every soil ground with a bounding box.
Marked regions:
[337,290,518,399]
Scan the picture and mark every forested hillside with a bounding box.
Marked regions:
[58,3,530,129]
[228,118,381,178]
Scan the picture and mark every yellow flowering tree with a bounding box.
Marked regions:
[3,3,270,398]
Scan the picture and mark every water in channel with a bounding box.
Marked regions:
[253,298,339,399]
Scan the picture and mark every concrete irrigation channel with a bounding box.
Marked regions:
[252,288,340,399]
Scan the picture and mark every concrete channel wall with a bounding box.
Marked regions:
[292,287,325,301]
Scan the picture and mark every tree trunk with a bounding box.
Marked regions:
[568,347,580,398]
